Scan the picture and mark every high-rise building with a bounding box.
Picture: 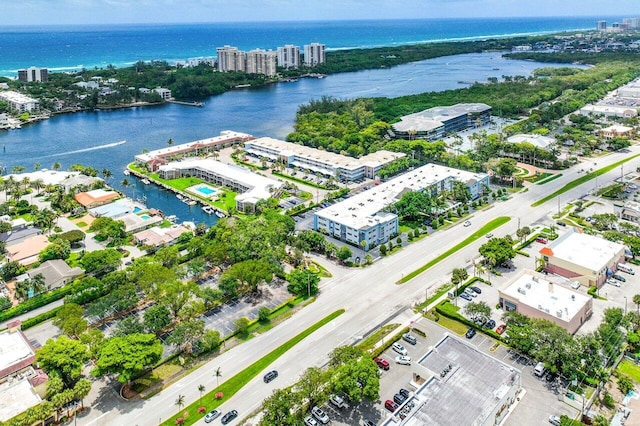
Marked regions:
[596,20,607,31]
[276,44,300,69]
[216,46,246,72]
[303,43,326,66]
[17,66,48,83]
[246,49,277,76]
[623,18,640,29]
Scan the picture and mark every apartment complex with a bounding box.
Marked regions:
[17,67,48,83]
[246,49,277,76]
[313,163,489,249]
[216,45,246,72]
[276,44,300,68]
[304,43,326,66]
[0,91,39,113]
[392,103,492,140]
[244,137,405,182]
[498,270,592,334]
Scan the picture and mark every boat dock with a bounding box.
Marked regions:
[167,100,204,107]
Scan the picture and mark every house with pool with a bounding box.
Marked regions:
[157,158,283,213]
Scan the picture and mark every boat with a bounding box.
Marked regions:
[166,215,178,222]
[202,206,214,214]
[215,211,225,218]
[141,178,150,185]
[123,169,130,176]
[187,200,197,206]
[176,194,185,201]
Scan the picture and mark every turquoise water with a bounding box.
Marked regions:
[196,186,217,196]
[140,214,150,220]
[133,206,142,213]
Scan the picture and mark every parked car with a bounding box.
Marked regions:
[363,420,377,426]
[484,319,496,329]
[304,416,319,426]
[392,342,408,356]
[374,357,390,370]
[607,278,621,287]
[613,274,627,282]
[399,388,410,399]
[312,406,330,424]
[393,393,407,405]
[402,333,417,345]
[496,324,506,334]
[263,370,278,383]
[204,409,222,423]
[460,292,473,301]
[464,288,477,297]
[395,355,412,365]
[556,221,567,227]
[470,286,482,294]
[221,410,238,425]
[330,394,346,408]
[465,327,476,339]
[485,233,494,238]
[385,400,399,412]
[536,237,548,244]
[549,415,561,426]
[463,220,471,227]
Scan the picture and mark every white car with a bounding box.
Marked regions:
[485,233,493,238]
[548,415,561,426]
[312,406,330,424]
[463,220,471,227]
[395,355,412,365]
[329,394,345,408]
[607,278,621,287]
[392,342,408,356]
[304,416,319,426]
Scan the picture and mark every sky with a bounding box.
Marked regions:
[2,0,639,26]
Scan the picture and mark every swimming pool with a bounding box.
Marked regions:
[186,183,221,200]
[140,214,151,220]
[196,186,217,196]
[133,206,143,214]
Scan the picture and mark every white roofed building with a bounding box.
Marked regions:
[0,91,39,113]
[507,134,556,150]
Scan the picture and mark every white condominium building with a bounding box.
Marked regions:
[246,49,277,77]
[276,44,300,68]
[17,66,48,83]
[303,43,326,66]
[0,91,40,113]
[216,45,246,72]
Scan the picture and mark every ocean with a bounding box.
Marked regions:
[0,16,618,76]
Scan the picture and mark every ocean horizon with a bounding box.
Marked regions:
[0,16,625,76]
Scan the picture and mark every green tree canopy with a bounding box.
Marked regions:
[37,336,89,388]
[94,333,163,384]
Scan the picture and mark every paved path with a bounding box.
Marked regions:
[79,146,640,426]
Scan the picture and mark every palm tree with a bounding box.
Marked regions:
[33,162,41,171]
[214,367,222,387]
[168,138,174,146]
[175,394,185,412]
[198,384,205,405]
[102,168,113,181]
[30,179,44,195]
[121,178,130,195]
[633,294,640,313]
[52,162,61,171]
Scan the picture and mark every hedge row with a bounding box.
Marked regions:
[369,326,410,358]
[434,300,503,341]
[21,306,63,330]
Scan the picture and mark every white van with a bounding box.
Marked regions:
[618,263,635,275]
[534,362,546,377]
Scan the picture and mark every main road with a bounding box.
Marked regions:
[82,147,640,426]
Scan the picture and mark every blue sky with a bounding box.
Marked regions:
[3,0,639,26]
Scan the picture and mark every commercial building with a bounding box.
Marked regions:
[0,323,44,422]
[276,44,300,68]
[382,335,521,426]
[158,158,283,212]
[313,163,489,249]
[303,43,326,66]
[216,45,246,72]
[243,137,405,182]
[507,134,556,150]
[580,104,638,118]
[540,230,627,288]
[16,259,84,291]
[597,20,607,31]
[135,131,254,171]
[246,49,277,77]
[614,199,640,223]
[0,91,39,113]
[17,67,48,83]
[392,103,492,140]
[598,124,635,140]
[498,270,592,334]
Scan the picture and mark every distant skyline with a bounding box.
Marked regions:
[2,0,639,26]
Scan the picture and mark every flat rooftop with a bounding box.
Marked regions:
[246,137,404,171]
[0,379,42,421]
[0,329,35,379]
[406,335,520,426]
[0,91,38,104]
[315,163,487,230]
[541,230,625,271]
[501,270,590,322]
[393,103,491,133]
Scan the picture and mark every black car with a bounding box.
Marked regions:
[470,286,482,294]
[263,370,278,383]
[399,388,410,399]
[363,420,377,426]
[465,327,476,339]
[484,319,496,329]
[221,410,238,425]
[393,393,406,405]
[613,274,627,282]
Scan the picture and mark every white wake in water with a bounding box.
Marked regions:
[49,140,126,157]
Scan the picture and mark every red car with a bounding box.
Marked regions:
[536,237,548,244]
[385,400,399,412]
[496,324,506,334]
[374,357,390,370]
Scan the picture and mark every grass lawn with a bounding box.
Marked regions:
[532,153,640,207]
[150,174,202,191]
[430,313,467,335]
[536,173,563,185]
[618,360,640,383]
[308,261,332,278]
[134,363,183,393]
[211,192,237,211]
[357,324,400,352]
[160,309,345,426]
[398,216,511,284]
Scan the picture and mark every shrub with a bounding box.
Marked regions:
[602,392,615,409]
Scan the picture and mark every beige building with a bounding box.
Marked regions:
[498,270,592,334]
[276,44,300,68]
[540,230,627,288]
[598,124,635,139]
[303,43,326,66]
[246,49,277,76]
[216,45,246,72]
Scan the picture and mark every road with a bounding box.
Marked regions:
[81,147,640,426]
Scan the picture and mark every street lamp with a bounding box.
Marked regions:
[625,296,628,315]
